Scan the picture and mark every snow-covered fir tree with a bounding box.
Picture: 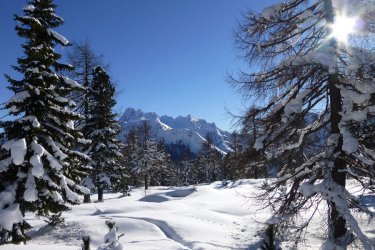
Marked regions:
[150,141,176,186]
[82,66,124,202]
[233,0,375,248]
[131,121,169,190]
[222,131,243,180]
[122,128,139,187]
[0,0,90,243]
[194,134,223,183]
[177,147,194,186]
[65,42,104,203]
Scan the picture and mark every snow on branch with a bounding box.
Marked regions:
[23,5,35,12]
[60,176,82,203]
[0,204,23,231]
[19,16,42,26]
[299,181,374,249]
[9,91,30,104]
[47,29,70,46]
[60,76,85,89]
[260,3,284,20]
[2,138,27,165]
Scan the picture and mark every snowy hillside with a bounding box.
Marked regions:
[3,179,374,250]
[119,108,232,155]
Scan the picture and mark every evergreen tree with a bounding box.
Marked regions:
[131,121,169,190]
[179,147,194,185]
[122,128,139,187]
[233,0,375,248]
[223,131,244,180]
[149,141,173,186]
[82,66,124,202]
[195,134,223,183]
[0,0,90,243]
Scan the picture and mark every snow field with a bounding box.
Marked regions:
[2,179,375,249]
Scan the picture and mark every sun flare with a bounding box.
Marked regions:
[331,15,357,43]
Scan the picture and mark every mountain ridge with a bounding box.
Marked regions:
[119,108,232,156]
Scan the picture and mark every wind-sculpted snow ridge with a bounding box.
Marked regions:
[119,108,232,155]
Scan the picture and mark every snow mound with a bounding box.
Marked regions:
[140,187,196,203]
[139,193,170,203]
[165,187,196,198]
[92,208,104,215]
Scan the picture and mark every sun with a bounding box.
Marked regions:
[331,15,357,43]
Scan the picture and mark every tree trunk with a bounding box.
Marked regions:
[83,194,91,203]
[98,187,104,202]
[324,0,348,243]
[11,222,29,244]
[144,173,148,190]
[328,74,347,240]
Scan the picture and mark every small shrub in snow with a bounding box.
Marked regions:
[81,235,91,250]
[44,212,65,227]
[0,229,10,245]
[97,220,124,250]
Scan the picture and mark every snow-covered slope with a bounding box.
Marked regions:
[119,108,232,155]
[3,179,374,250]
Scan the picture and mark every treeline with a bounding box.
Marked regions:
[119,122,276,191]
[0,0,257,244]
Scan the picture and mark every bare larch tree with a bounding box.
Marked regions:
[232,0,375,248]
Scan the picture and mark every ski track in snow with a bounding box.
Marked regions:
[124,217,191,249]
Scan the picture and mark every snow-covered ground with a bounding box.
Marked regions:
[2,179,375,249]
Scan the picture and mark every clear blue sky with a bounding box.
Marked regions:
[0,0,276,131]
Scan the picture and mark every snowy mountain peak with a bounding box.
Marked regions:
[119,108,232,155]
[121,108,158,122]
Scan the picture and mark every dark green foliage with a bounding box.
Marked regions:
[164,142,196,162]
[126,121,171,190]
[0,0,89,243]
[193,134,223,183]
[82,66,125,201]
[44,212,64,227]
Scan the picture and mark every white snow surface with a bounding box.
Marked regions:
[2,179,375,250]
